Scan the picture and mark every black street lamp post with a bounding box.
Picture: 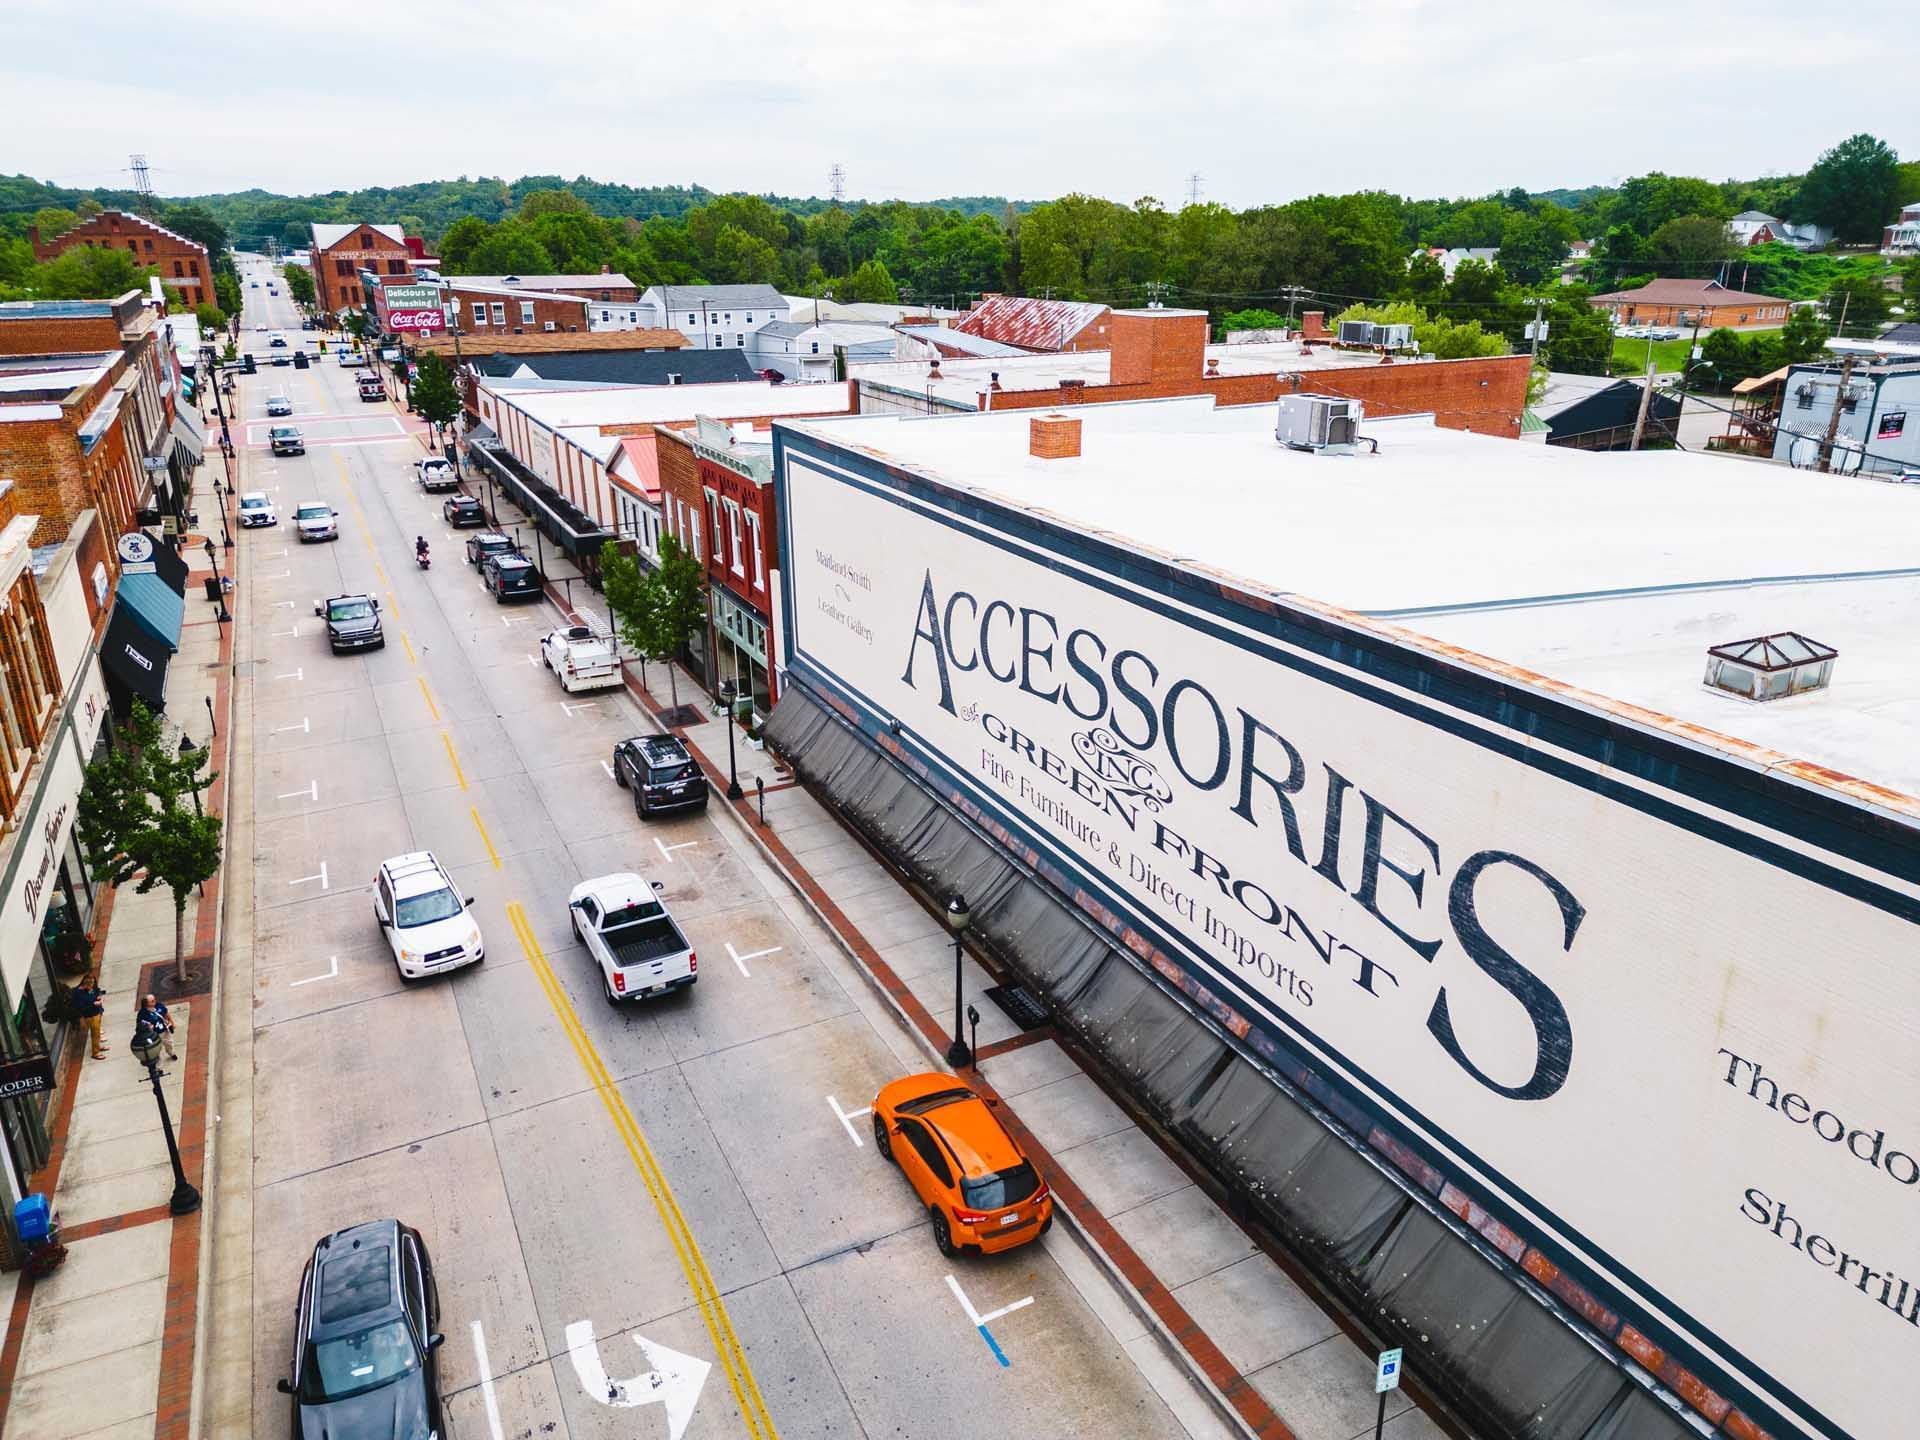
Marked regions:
[717,680,745,801]
[131,1021,200,1215]
[945,894,972,1068]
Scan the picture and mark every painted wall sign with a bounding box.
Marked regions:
[776,442,1919,1440]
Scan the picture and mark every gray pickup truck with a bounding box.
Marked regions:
[567,873,696,1004]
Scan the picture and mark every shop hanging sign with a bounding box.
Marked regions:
[0,1054,56,1101]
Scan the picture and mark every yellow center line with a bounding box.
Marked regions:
[400,631,416,665]
[440,731,467,791]
[506,904,776,1437]
[470,807,502,869]
[416,675,440,721]
[384,588,397,615]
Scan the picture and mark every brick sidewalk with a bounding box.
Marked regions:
[0,456,240,1440]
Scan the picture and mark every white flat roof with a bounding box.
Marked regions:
[782,397,1920,793]
[487,379,851,430]
[853,336,1427,406]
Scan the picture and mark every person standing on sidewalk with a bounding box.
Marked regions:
[70,974,108,1059]
[137,993,177,1060]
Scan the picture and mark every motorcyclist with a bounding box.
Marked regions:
[415,535,430,563]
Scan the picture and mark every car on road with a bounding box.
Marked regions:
[270,351,292,366]
[443,494,485,527]
[872,1073,1054,1257]
[249,280,259,288]
[568,873,696,1004]
[357,375,385,403]
[337,349,368,368]
[300,318,316,331]
[540,624,622,693]
[373,852,483,979]
[464,532,516,566]
[273,1218,443,1440]
[480,551,541,602]
[313,593,384,653]
[269,331,288,347]
[266,393,293,417]
[270,425,305,456]
[415,457,458,492]
[254,323,269,331]
[294,501,338,542]
[237,491,277,528]
[612,734,709,817]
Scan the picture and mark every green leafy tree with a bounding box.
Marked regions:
[163,204,230,260]
[1331,299,1507,359]
[1648,215,1734,274]
[75,197,103,220]
[1823,275,1890,334]
[344,310,370,340]
[194,301,226,331]
[214,268,242,316]
[408,352,461,435]
[1780,306,1831,362]
[1495,212,1570,286]
[1605,173,1730,234]
[845,258,899,303]
[436,216,493,271]
[1697,328,1752,387]
[22,246,151,300]
[618,533,706,713]
[466,221,555,275]
[519,187,591,219]
[1904,256,1920,312]
[1399,249,1448,302]
[281,265,313,308]
[710,224,781,285]
[1793,134,1901,243]
[1217,308,1287,333]
[30,206,77,241]
[76,701,223,984]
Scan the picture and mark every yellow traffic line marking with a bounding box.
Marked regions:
[507,904,776,1438]
[471,807,501,869]
[400,631,416,664]
[384,588,397,615]
[440,731,467,791]
[416,675,440,721]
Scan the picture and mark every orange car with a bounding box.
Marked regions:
[873,1073,1053,1256]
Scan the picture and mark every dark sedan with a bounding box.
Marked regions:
[443,495,486,528]
[275,1219,442,1440]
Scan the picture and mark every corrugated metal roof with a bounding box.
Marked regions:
[953,295,1110,351]
[612,434,662,503]
[650,284,787,311]
[898,324,1036,359]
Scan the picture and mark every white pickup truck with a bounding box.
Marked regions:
[540,625,622,693]
[568,873,696,1004]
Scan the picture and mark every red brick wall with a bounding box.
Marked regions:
[313,230,413,314]
[0,359,148,546]
[33,212,212,308]
[0,315,127,356]
[980,353,1532,438]
[1110,311,1208,386]
[656,428,703,561]
[547,282,641,303]
[450,288,588,335]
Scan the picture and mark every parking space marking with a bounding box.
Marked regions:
[272,599,295,608]
[725,943,780,978]
[271,626,299,639]
[275,667,303,682]
[416,675,440,721]
[287,955,339,987]
[600,759,616,780]
[259,568,290,580]
[944,1274,1034,1369]
[827,1095,871,1147]
[441,732,468,791]
[526,653,540,666]
[273,717,309,734]
[472,806,502,869]
[561,700,598,716]
[500,616,528,628]
[277,781,318,802]
[654,837,698,864]
[288,863,328,890]
[470,1323,506,1440]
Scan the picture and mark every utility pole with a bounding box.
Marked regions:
[1282,284,1309,325]
[1527,296,1547,359]
[1629,343,1658,451]
[1816,353,1857,474]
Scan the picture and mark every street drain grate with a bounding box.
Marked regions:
[982,984,1052,1031]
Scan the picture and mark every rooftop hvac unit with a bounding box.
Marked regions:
[1276,393,1362,455]
[1337,320,1375,346]
[1376,322,1413,349]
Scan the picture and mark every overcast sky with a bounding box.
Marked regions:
[8,0,1913,209]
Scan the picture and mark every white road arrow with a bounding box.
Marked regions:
[563,1319,709,1440]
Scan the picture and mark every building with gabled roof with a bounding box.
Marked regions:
[952,293,1111,352]
[636,285,789,349]
[1588,277,1791,330]
[309,223,412,317]
[30,211,213,310]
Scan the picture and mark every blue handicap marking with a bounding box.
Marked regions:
[978,1324,1011,1368]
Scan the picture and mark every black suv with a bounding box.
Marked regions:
[275,1219,442,1440]
[480,552,540,602]
[443,495,485,528]
[613,734,710,817]
[465,532,517,567]
[313,593,384,653]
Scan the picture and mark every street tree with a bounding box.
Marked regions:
[1793,134,1902,244]
[281,266,314,308]
[1780,306,1831,363]
[600,540,652,689]
[646,534,707,713]
[76,701,223,985]
[408,352,461,441]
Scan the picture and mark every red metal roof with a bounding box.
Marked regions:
[954,295,1111,351]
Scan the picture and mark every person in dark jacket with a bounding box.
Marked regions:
[137,994,176,1061]
[69,974,107,1059]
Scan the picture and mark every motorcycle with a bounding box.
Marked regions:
[415,547,431,571]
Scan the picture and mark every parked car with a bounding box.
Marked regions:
[480,552,541,601]
[465,532,516,566]
[540,625,621,693]
[872,1073,1054,1257]
[266,393,293,417]
[415,457,458,493]
[293,502,338,542]
[237,491,277,528]
[273,1219,443,1440]
[612,734,709,818]
[270,426,305,456]
[373,852,482,979]
[568,873,696,1004]
[313,593,384,653]
[443,494,485,528]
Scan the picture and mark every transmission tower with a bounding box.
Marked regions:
[130,154,158,216]
[1185,172,1204,207]
[829,163,846,203]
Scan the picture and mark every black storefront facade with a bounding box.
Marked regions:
[99,531,186,718]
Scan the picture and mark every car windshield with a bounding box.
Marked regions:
[395,886,463,927]
[240,496,267,509]
[296,505,329,520]
[602,900,665,929]
[960,1160,1042,1211]
[327,599,373,621]
[300,1319,417,1403]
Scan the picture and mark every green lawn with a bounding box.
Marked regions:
[1609,334,1696,376]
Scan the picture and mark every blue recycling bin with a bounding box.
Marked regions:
[13,1194,50,1242]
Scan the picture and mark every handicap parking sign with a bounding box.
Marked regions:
[1375,1347,1403,1394]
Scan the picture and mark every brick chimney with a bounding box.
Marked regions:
[1300,311,1328,341]
[1030,413,1082,460]
[1110,308,1208,386]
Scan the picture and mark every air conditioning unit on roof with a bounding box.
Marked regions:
[1337,320,1375,346]
[1276,393,1362,456]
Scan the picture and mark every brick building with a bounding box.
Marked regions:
[1588,278,1791,330]
[424,282,591,336]
[444,271,638,304]
[309,223,413,316]
[30,211,213,309]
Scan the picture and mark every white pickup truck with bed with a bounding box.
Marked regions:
[568,873,696,1003]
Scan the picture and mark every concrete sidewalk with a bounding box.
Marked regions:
[0,453,241,1440]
